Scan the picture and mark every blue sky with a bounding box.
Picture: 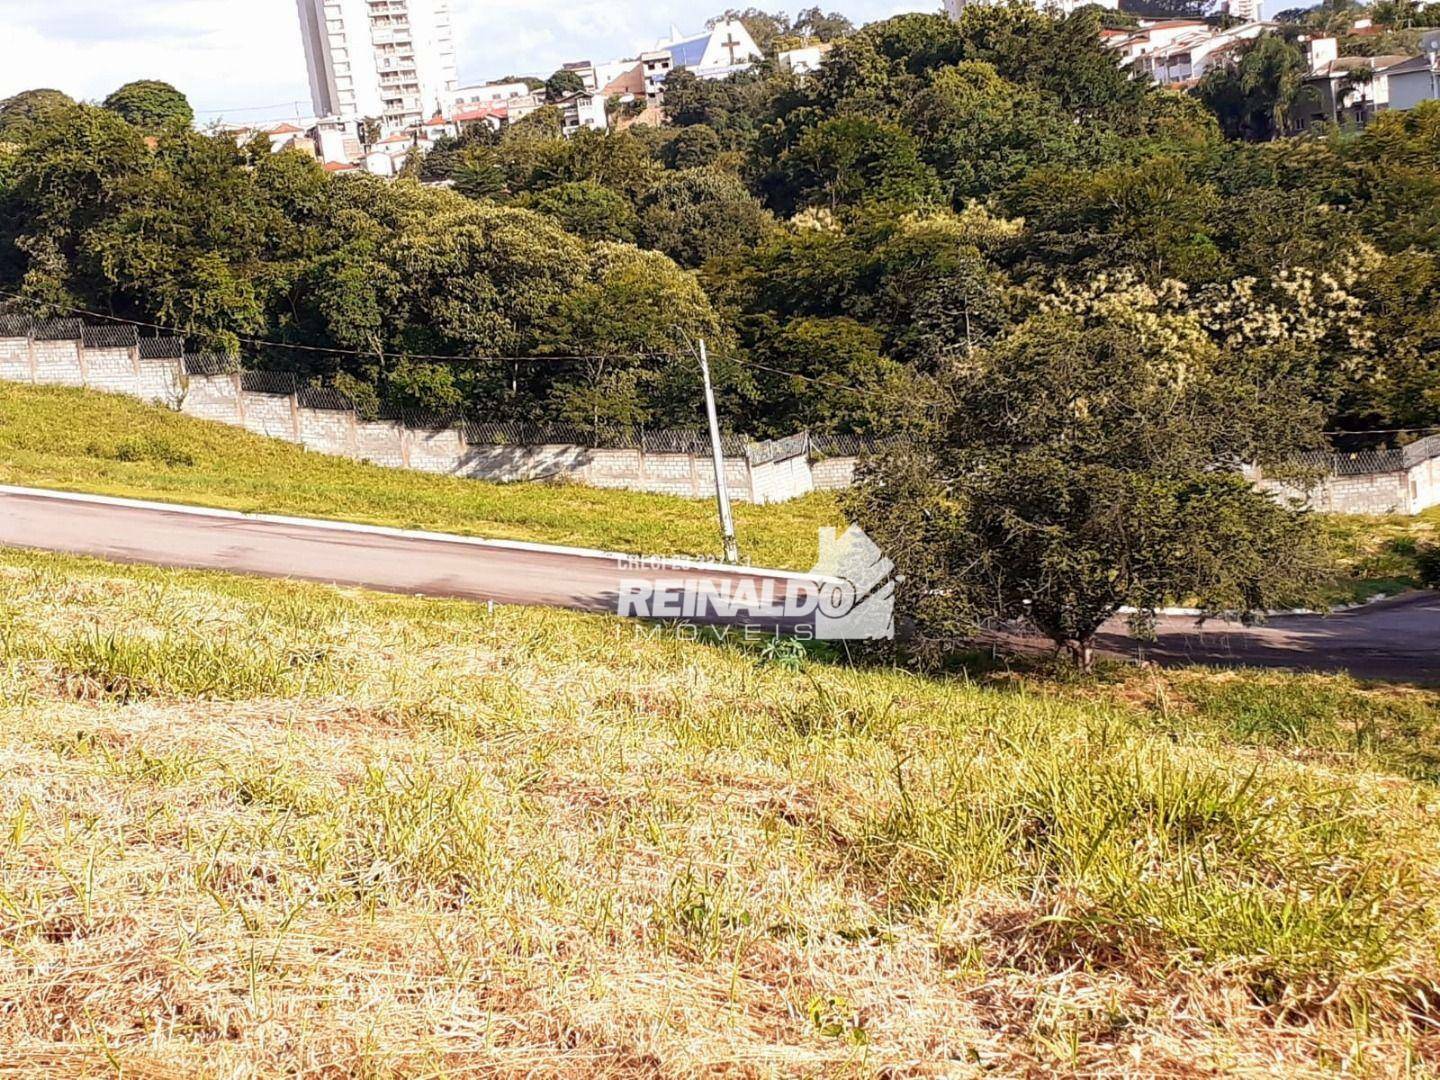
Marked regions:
[0,0,936,126]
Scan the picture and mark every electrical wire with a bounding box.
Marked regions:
[0,287,662,365]
[191,100,312,117]
[1322,425,1440,436]
[5,287,1436,435]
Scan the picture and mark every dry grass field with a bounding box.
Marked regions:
[2,548,1439,1076]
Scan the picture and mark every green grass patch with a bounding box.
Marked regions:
[1323,509,1440,604]
[0,382,841,569]
[0,548,1438,1072]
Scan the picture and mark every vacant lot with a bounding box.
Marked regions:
[0,382,840,570]
[1,549,1438,1075]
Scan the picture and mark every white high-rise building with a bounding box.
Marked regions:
[296,0,458,134]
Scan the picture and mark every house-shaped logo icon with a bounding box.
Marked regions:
[809,525,896,640]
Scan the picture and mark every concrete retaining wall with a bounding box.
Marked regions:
[4,326,1438,513]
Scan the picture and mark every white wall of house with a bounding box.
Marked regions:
[559,93,608,134]
[1388,66,1439,111]
[451,81,532,108]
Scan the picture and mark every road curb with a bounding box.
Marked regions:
[0,484,836,584]
[1119,592,1396,619]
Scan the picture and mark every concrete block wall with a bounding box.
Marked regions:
[1251,463,1433,516]
[407,427,466,475]
[582,447,643,487]
[240,391,297,441]
[298,407,355,456]
[137,358,184,406]
[459,443,591,483]
[31,338,84,386]
[79,346,136,394]
[0,336,31,382]
[752,454,816,505]
[811,456,859,491]
[355,420,407,469]
[1322,472,1411,515]
[0,326,846,504]
[8,325,1435,512]
[180,374,243,424]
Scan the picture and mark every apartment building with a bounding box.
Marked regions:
[295,0,459,133]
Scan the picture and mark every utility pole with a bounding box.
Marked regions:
[697,338,739,564]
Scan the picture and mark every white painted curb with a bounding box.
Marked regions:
[1119,593,1391,619]
[0,484,839,584]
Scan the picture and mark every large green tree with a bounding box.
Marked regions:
[848,305,1329,667]
[636,166,774,267]
[102,80,195,131]
[0,89,75,138]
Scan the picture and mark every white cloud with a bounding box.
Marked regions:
[1,0,939,122]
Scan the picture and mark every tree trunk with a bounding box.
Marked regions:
[1063,638,1095,672]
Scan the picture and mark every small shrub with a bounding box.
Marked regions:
[87,435,196,468]
[1417,543,1440,589]
[1387,536,1418,558]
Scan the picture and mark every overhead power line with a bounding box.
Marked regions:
[0,288,660,365]
[1322,424,1440,436]
[7,287,1432,436]
[191,100,311,117]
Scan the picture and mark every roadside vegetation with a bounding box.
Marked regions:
[1327,509,1440,602]
[2,381,1433,604]
[0,382,839,570]
[0,548,1437,1073]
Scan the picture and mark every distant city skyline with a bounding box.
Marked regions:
[0,0,937,124]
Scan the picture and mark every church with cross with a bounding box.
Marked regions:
[640,19,765,105]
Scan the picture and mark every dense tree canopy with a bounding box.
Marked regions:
[0,89,75,137]
[102,80,194,131]
[544,69,587,102]
[848,302,1329,666]
[2,4,1439,445]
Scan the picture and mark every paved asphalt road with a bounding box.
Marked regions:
[2,485,1437,683]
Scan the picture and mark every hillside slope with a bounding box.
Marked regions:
[0,383,840,570]
[0,549,1438,1073]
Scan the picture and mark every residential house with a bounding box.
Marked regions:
[777,44,832,75]
[452,102,511,133]
[1291,38,1412,129]
[554,90,608,135]
[1126,21,1273,86]
[1385,33,1440,112]
[1383,53,1440,111]
[598,61,646,99]
[450,80,533,111]
[226,121,316,155]
[313,121,364,166]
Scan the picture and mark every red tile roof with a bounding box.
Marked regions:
[454,104,509,122]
